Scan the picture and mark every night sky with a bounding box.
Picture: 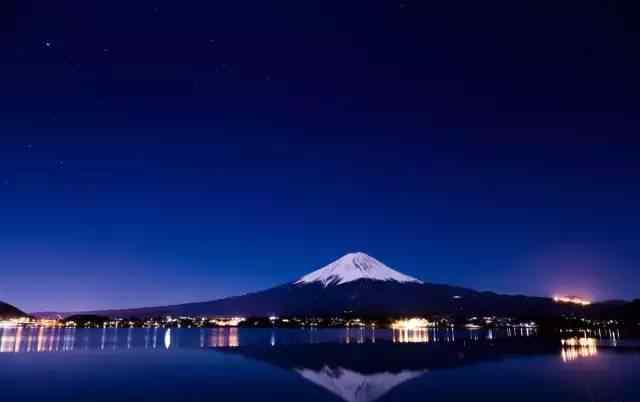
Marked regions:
[1,1,639,312]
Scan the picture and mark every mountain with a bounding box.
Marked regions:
[80,252,588,319]
[220,342,559,402]
[0,301,28,319]
[622,299,640,321]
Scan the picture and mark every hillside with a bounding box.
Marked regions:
[0,301,28,319]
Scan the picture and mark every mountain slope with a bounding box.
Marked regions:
[94,280,563,318]
[0,301,28,319]
[81,252,581,319]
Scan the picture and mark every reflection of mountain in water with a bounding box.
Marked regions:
[297,366,426,402]
[221,341,559,402]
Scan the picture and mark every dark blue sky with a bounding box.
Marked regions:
[1,1,639,312]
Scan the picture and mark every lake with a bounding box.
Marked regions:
[0,327,638,402]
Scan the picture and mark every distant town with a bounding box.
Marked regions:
[0,312,626,333]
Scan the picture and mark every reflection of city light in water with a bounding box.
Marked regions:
[0,324,601,357]
[63,328,75,352]
[207,328,240,348]
[153,328,158,349]
[343,327,378,344]
[393,328,429,344]
[0,330,13,353]
[561,337,598,363]
[127,328,133,350]
[0,327,78,353]
[112,328,118,351]
[37,327,46,352]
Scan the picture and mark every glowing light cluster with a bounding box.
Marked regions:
[208,317,246,327]
[391,318,432,330]
[561,337,598,362]
[553,295,591,306]
[0,318,64,328]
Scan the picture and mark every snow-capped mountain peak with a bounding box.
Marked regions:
[295,252,423,287]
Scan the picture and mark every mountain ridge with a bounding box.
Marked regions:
[56,252,609,319]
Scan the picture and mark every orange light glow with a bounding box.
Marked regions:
[553,295,591,306]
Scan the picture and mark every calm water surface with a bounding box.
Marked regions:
[0,327,638,402]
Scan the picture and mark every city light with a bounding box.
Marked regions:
[0,318,60,328]
[209,317,246,327]
[391,318,432,330]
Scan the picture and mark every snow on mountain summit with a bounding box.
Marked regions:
[295,252,423,287]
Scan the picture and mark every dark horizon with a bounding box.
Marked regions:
[2,0,640,312]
